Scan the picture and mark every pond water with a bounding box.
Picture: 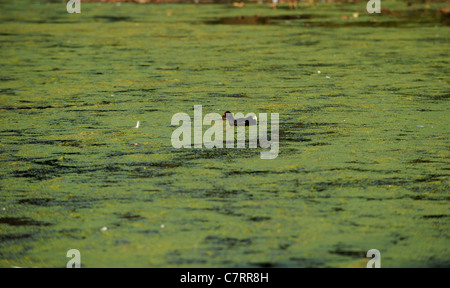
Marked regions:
[0,0,449,267]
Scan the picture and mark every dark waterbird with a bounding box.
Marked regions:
[222,111,257,127]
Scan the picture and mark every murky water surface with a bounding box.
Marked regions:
[0,1,449,267]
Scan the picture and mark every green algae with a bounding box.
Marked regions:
[0,1,449,268]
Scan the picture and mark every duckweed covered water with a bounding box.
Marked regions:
[0,0,449,268]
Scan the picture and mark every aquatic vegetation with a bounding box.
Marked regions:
[0,1,448,268]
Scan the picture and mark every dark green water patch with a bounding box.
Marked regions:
[204,236,252,249]
[0,233,33,242]
[428,93,450,101]
[128,161,182,169]
[249,262,279,268]
[112,88,157,94]
[16,195,103,209]
[18,198,53,207]
[106,151,153,157]
[409,159,438,164]
[281,131,312,143]
[292,40,321,46]
[206,9,448,27]
[305,9,449,28]
[208,92,249,98]
[58,228,86,240]
[0,217,52,227]
[422,215,449,219]
[116,212,146,221]
[226,170,283,176]
[297,63,338,68]
[248,216,271,222]
[416,174,448,183]
[138,229,160,235]
[46,43,84,49]
[250,256,327,268]
[131,167,175,178]
[0,17,74,24]
[11,162,140,181]
[166,250,207,265]
[13,166,73,181]
[205,14,312,25]
[171,148,261,162]
[285,257,327,268]
[15,140,78,146]
[202,189,249,201]
[0,88,17,96]
[307,142,330,147]
[0,76,16,81]
[92,15,133,23]
[304,176,412,192]
[0,129,23,137]
[330,244,366,258]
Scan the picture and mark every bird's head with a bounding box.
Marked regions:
[222,111,231,119]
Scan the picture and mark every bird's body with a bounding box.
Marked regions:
[222,111,257,127]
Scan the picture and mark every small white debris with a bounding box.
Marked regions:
[317,70,321,74]
[326,76,331,79]
[160,224,165,229]
[2,208,5,211]
[417,125,425,128]
[134,121,140,129]
[101,226,108,232]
